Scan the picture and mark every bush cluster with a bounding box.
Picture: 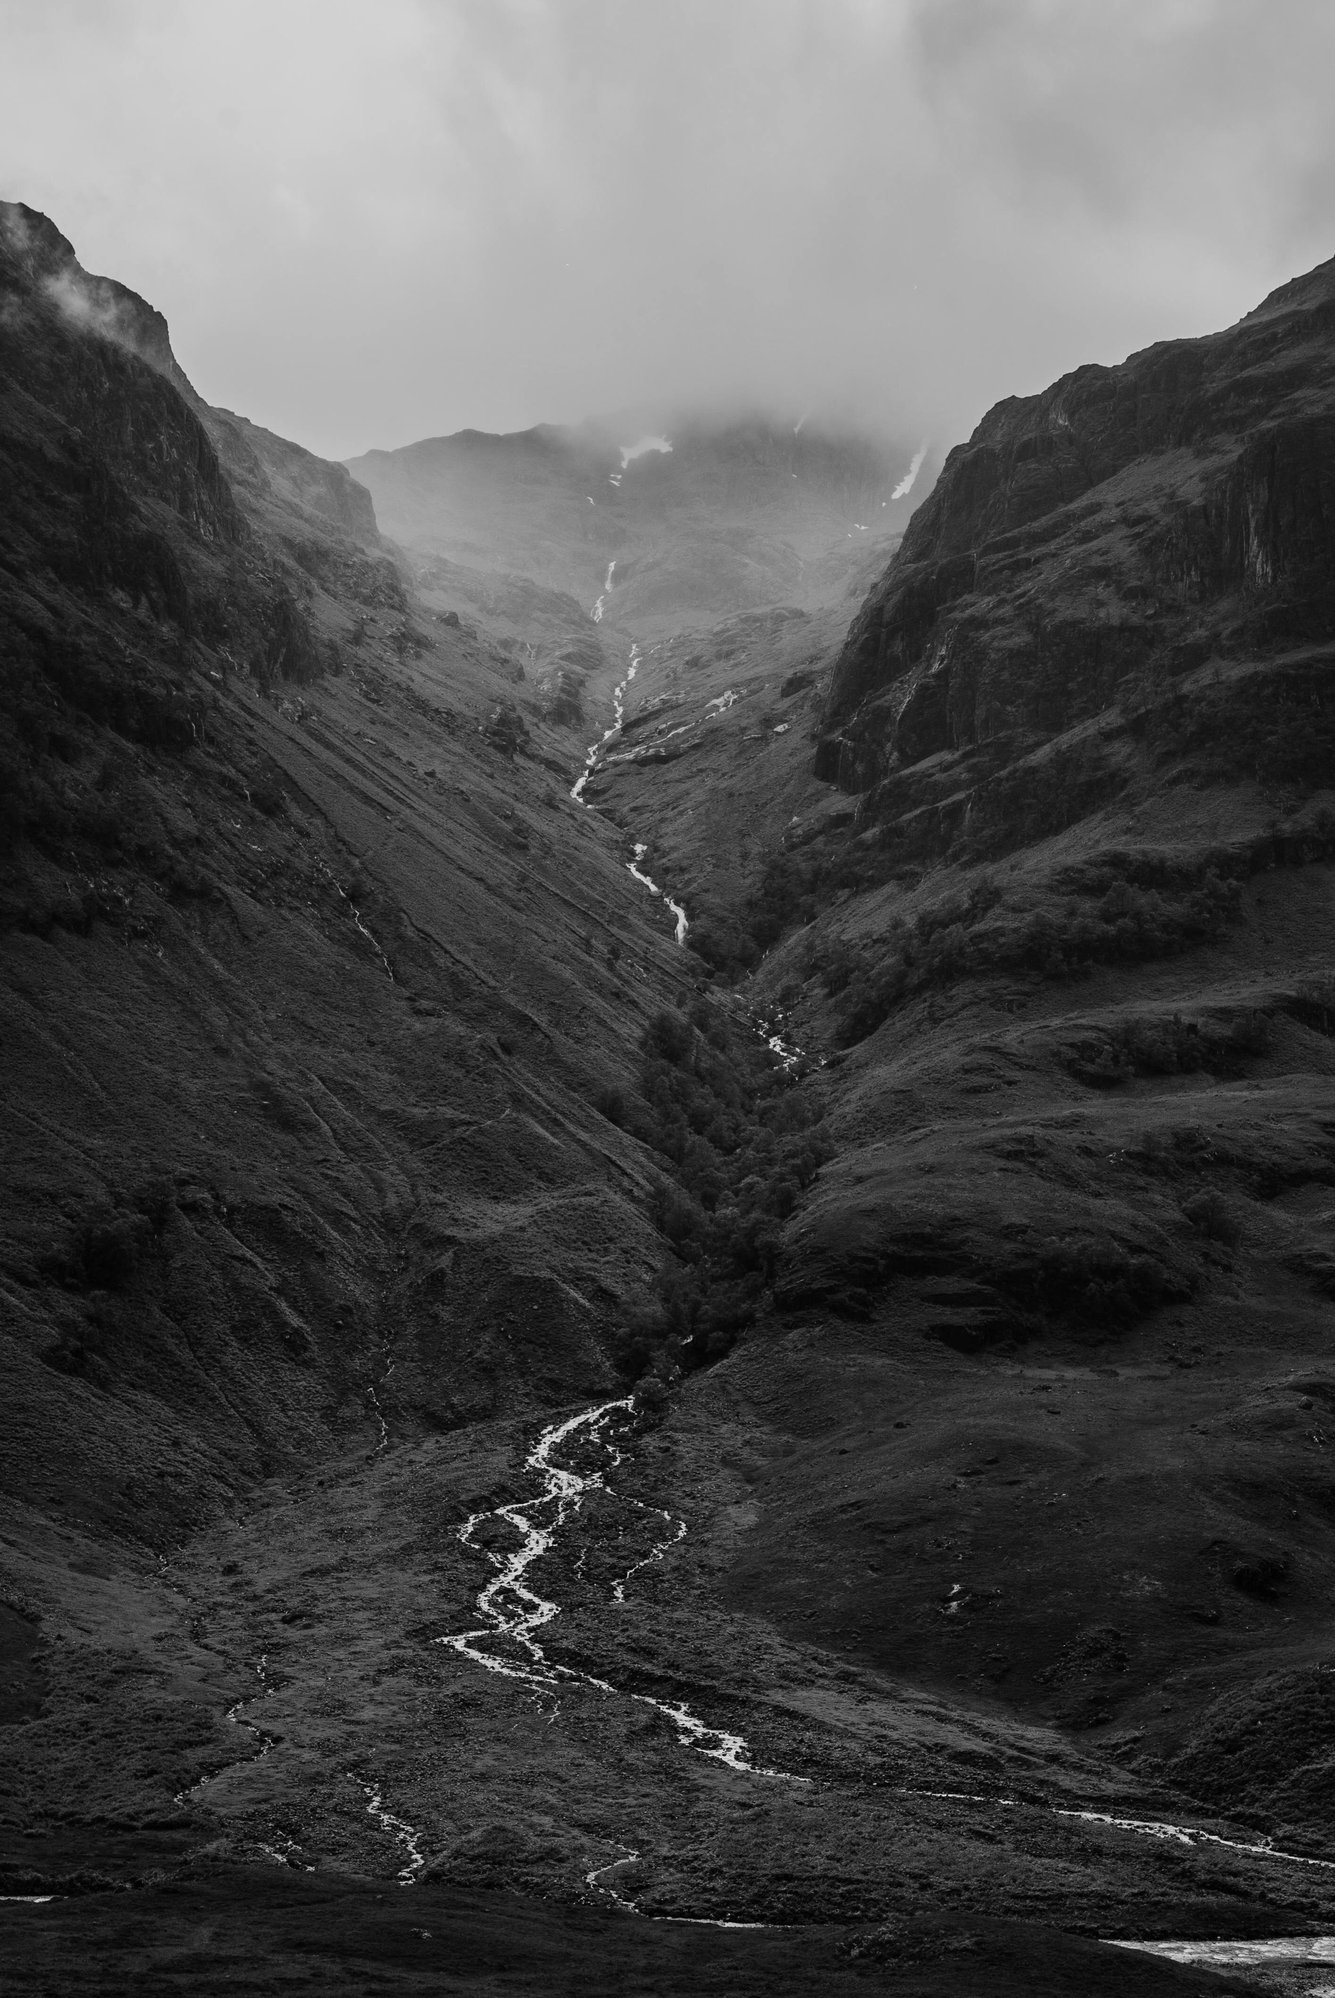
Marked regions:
[1069,1008,1271,1087]
[826,859,1242,1047]
[996,1230,1193,1328]
[605,1001,830,1373]
[1181,1189,1242,1246]
[1152,665,1335,793]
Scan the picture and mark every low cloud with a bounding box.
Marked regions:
[0,1,1331,459]
[891,445,929,501]
[2,199,159,363]
[618,436,673,470]
[41,266,131,342]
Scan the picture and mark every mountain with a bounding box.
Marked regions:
[348,413,930,635]
[3,200,1335,1996]
[820,255,1335,785]
[612,253,1335,1828]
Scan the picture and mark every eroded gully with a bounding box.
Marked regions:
[568,638,808,1050]
[569,632,689,945]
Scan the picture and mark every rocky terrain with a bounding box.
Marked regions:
[3,199,1335,1995]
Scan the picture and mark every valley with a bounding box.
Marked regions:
[3,197,1335,1996]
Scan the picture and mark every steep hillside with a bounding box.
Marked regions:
[820,256,1335,788]
[538,246,1335,1870]
[0,204,706,1951]
[686,254,1335,1828]
[5,204,1335,1996]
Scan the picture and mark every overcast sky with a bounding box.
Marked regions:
[2,0,1333,461]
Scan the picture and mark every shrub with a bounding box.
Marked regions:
[600,1001,831,1373]
[1231,1553,1289,1597]
[832,857,1246,1045]
[1181,1190,1242,1246]
[644,1010,693,1063]
[81,1215,150,1290]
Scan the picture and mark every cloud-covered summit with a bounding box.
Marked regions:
[1,1,1332,460]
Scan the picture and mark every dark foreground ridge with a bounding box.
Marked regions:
[2,201,1334,1994]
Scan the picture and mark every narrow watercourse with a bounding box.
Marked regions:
[569,642,638,806]
[438,1398,794,1784]
[381,1390,1335,1924]
[175,1653,278,1806]
[436,1396,804,1920]
[569,636,690,944]
[591,559,616,624]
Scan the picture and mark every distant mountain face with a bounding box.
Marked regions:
[347,415,933,634]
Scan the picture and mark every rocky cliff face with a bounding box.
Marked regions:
[819,255,1335,794]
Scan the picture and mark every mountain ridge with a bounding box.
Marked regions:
[818,248,1335,788]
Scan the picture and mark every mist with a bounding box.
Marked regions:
[1,0,1333,461]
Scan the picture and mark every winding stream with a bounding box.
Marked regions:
[900,1788,1335,1874]
[569,645,689,944]
[627,842,689,945]
[351,1777,427,1884]
[320,861,395,981]
[437,1397,794,1787]
[570,645,639,804]
[591,560,616,623]
[176,1653,278,1808]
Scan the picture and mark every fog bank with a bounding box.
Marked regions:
[2,0,1332,459]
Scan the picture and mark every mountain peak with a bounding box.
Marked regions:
[1239,248,1335,324]
[0,197,193,397]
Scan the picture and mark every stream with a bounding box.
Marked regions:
[591,560,616,623]
[423,1393,1335,1926]
[900,1788,1335,1874]
[627,842,688,945]
[437,1397,793,1784]
[100,673,1333,1935]
[176,1653,278,1808]
[570,644,638,804]
[569,644,689,944]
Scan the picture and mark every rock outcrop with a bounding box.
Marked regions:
[819,254,1335,793]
